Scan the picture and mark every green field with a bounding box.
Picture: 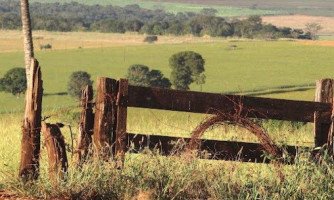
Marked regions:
[1,40,333,113]
[2,31,334,198]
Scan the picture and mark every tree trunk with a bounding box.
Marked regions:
[19,59,43,181]
[20,0,34,86]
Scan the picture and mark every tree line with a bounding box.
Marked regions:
[0,0,312,39]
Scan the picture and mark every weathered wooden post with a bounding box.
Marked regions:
[76,85,94,164]
[314,79,334,155]
[19,58,43,181]
[42,123,68,183]
[93,77,118,160]
[115,79,129,167]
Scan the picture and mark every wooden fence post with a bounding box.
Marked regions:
[76,85,94,164]
[93,77,117,160]
[19,58,43,181]
[314,79,334,154]
[42,123,68,183]
[115,79,129,167]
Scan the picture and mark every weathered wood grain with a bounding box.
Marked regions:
[19,58,43,181]
[128,86,332,123]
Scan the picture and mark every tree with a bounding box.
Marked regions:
[148,70,171,89]
[195,73,206,92]
[169,51,205,90]
[20,0,43,183]
[67,71,93,99]
[0,68,27,95]
[126,65,150,87]
[305,22,322,40]
[126,64,171,89]
[20,0,34,86]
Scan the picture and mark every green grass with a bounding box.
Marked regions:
[1,40,333,113]
[31,0,283,17]
[1,37,334,199]
[0,113,332,199]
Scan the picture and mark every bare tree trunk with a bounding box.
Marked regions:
[19,59,43,181]
[20,0,34,86]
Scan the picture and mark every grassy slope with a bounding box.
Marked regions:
[1,40,334,113]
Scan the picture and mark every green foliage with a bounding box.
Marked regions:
[143,35,158,43]
[0,1,307,40]
[0,68,26,96]
[169,51,205,90]
[67,71,93,99]
[126,64,171,89]
[40,43,52,50]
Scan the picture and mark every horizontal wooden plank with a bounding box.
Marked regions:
[128,86,332,123]
[127,133,310,164]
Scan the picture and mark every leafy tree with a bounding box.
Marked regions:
[0,1,306,39]
[148,70,171,89]
[0,68,27,96]
[126,64,171,89]
[195,73,206,91]
[0,78,4,91]
[126,65,150,87]
[169,51,205,90]
[125,19,144,32]
[67,71,93,99]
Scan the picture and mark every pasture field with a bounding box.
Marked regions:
[1,31,334,114]
[151,0,334,17]
[1,31,334,198]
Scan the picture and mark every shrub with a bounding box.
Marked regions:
[0,67,26,96]
[169,51,206,90]
[67,71,93,99]
[40,43,52,50]
[126,64,171,89]
[144,35,158,43]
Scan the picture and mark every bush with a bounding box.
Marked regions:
[0,68,26,96]
[144,35,158,43]
[67,71,93,99]
[126,64,171,89]
[40,43,52,50]
[169,51,205,90]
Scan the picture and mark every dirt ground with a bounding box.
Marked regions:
[0,30,228,52]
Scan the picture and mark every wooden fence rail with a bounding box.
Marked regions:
[92,77,334,165]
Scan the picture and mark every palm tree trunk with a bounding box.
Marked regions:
[20,0,34,86]
[19,0,42,182]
